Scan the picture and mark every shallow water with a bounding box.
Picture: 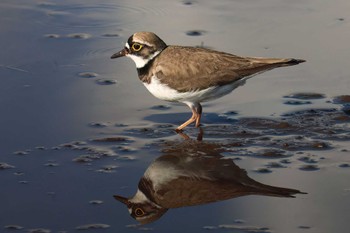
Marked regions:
[1,0,350,232]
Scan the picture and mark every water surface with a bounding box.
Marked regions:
[1,0,349,233]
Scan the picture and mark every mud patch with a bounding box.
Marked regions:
[186,30,206,36]
[333,95,350,104]
[78,72,99,78]
[91,136,134,143]
[0,162,15,170]
[67,33,91,39]
[283,92,326,100]
[4,225,24,230]
[95,79,117,85]
[75,223,110,230]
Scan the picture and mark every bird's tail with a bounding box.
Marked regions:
[251,57,306,67]
[248,181,307,198]
[235,57,305,78]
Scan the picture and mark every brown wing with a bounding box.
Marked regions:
[154,175,302,209]
[154,176,250,208]
[151,46,304,92]
[152,154,303,209]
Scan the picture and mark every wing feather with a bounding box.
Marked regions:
[150,46,298,92]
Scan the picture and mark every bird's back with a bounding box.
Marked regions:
[143,46,304,92]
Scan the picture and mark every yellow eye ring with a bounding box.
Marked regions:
[134,208,145,217]
[132,43,143,51]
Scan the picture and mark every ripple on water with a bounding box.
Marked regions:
[43,3,168,28]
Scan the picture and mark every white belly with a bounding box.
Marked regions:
[143,76,247,103]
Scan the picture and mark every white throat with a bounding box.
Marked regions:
[129,189,162,208]
[127,51,160,68]
[130,189,148,203]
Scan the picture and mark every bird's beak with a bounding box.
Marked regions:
[111,48,128,59]
[113,195,130,206]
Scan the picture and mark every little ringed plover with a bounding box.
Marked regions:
[111,32,305,132]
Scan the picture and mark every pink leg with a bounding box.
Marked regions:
[176,103,202,132]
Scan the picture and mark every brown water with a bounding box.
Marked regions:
[1,0,350,232]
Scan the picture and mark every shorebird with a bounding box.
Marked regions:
[111,32,305,131]
[114,140,305,224]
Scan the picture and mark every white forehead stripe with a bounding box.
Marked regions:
[125,42,130,49]
[133,39,152,47]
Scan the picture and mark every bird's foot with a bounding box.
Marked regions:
[175,128,183,133]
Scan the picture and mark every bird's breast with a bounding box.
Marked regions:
[142,75,191,102]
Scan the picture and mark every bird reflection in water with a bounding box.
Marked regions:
[114,139,305,224]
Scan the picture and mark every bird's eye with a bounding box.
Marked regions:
[132,43,143,51]
[134,208,145,217]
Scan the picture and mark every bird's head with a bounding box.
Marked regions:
[111,32,167,68]
[114,190,168,224]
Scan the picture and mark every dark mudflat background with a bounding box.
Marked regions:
[1,0,349,233]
